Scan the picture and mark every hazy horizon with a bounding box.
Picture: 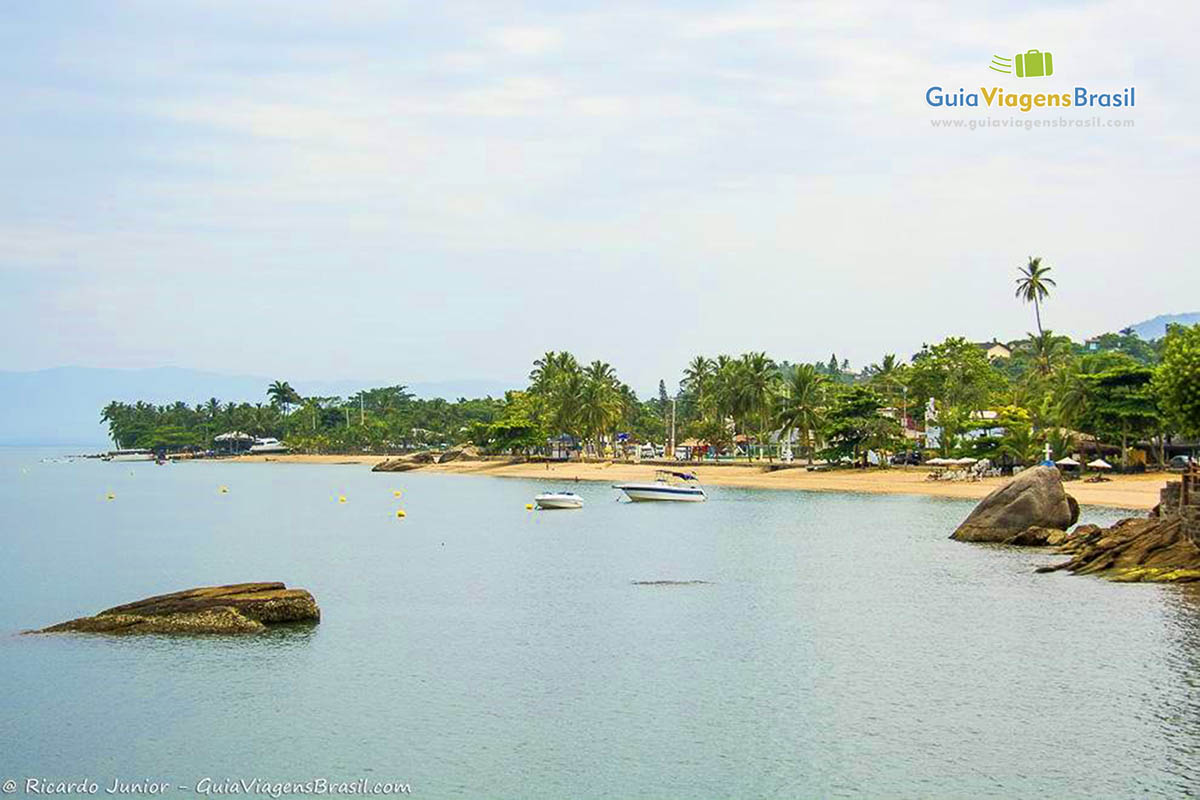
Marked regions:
[3,1,1197,391]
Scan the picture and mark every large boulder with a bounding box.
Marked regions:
[32,582,319,635]
[951,465,1077,543]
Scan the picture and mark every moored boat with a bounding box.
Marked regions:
[615,470,707,502]
[534,491,584,510]
[104,449,155,462]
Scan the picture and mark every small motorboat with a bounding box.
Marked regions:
[615,470,707,502]
[534,491,584,510]
[104,449,155,462]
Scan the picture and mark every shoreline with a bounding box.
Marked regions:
[225,454,1167,510]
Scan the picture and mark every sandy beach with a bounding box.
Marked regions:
[227,454,1169,510]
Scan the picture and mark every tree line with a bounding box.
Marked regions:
[100,258,1200,467]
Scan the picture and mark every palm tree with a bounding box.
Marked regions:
[580,361,622,458]
[267,380,300,416]
[738,352,778,460]
[1026,330,1069,377]
[682,356,714,397]
[867,354,906,407]
[1015,256,1056,337]
[775,364,825,463]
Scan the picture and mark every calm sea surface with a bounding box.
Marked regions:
[2,447,1199,798]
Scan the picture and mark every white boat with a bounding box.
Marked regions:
[534,491,584,510]
[249,437,289,454]
[104,449,155,462]
[615,470,707,502]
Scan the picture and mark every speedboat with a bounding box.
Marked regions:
[249,437,289,454]
[615,470,707,502]
[534,491,584,510]
[104,449,154,462]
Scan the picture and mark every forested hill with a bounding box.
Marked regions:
[1127,313,1200,340]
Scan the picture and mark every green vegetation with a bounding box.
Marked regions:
[99,258,1200,467]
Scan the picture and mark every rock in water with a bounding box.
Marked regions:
[32,582,320,635]
[951,465,1077,543]
[1037,516,1200,582]
[1003,526,1068,547]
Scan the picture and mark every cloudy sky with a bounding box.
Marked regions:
[2,0,1196,393]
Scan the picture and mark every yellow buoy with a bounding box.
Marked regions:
[219,486,229,494]
[525,503,534,511]
[106,492,115,501]
[396,509,406,518]
[393,490,402,498]
[338,495,347,504]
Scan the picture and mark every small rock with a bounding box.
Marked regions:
[1004,526,1065,547]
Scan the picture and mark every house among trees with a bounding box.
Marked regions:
[973,340,1013,361]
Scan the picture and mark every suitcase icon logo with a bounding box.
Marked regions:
[989,50,1054,78]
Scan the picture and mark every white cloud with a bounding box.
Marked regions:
[489,26,563,56]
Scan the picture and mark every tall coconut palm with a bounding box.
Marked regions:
[580,360,622,458]
[775,364,825,463]
[738,352,778,459]
[1015,256,1056,337]
[682,356,714,397]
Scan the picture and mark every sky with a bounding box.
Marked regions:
[2,0,1196,395]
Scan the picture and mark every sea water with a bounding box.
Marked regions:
[1,448,1197,798]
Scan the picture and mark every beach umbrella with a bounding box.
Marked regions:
[1087,458,1113,470]
[1055,457,1081,467]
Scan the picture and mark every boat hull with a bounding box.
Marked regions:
[615,483,707,502]
[535,494,584,510]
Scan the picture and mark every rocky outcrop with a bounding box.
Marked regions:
[372,451,436,472]
[951,465,1077,543]
[371,459,423,472]
[1037,517,1200,582]
[437,445,481,464]
[32,582,320,635]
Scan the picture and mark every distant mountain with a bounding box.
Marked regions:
[1127,312,1200,340]
[0,367,519,447]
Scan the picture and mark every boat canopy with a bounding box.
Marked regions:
[657,469,699,481]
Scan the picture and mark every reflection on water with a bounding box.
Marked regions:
[2,448,1200,798]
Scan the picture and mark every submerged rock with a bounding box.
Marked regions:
[32,582,320,635]
[951,465,1077,543]
[1037,517,1200,583]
